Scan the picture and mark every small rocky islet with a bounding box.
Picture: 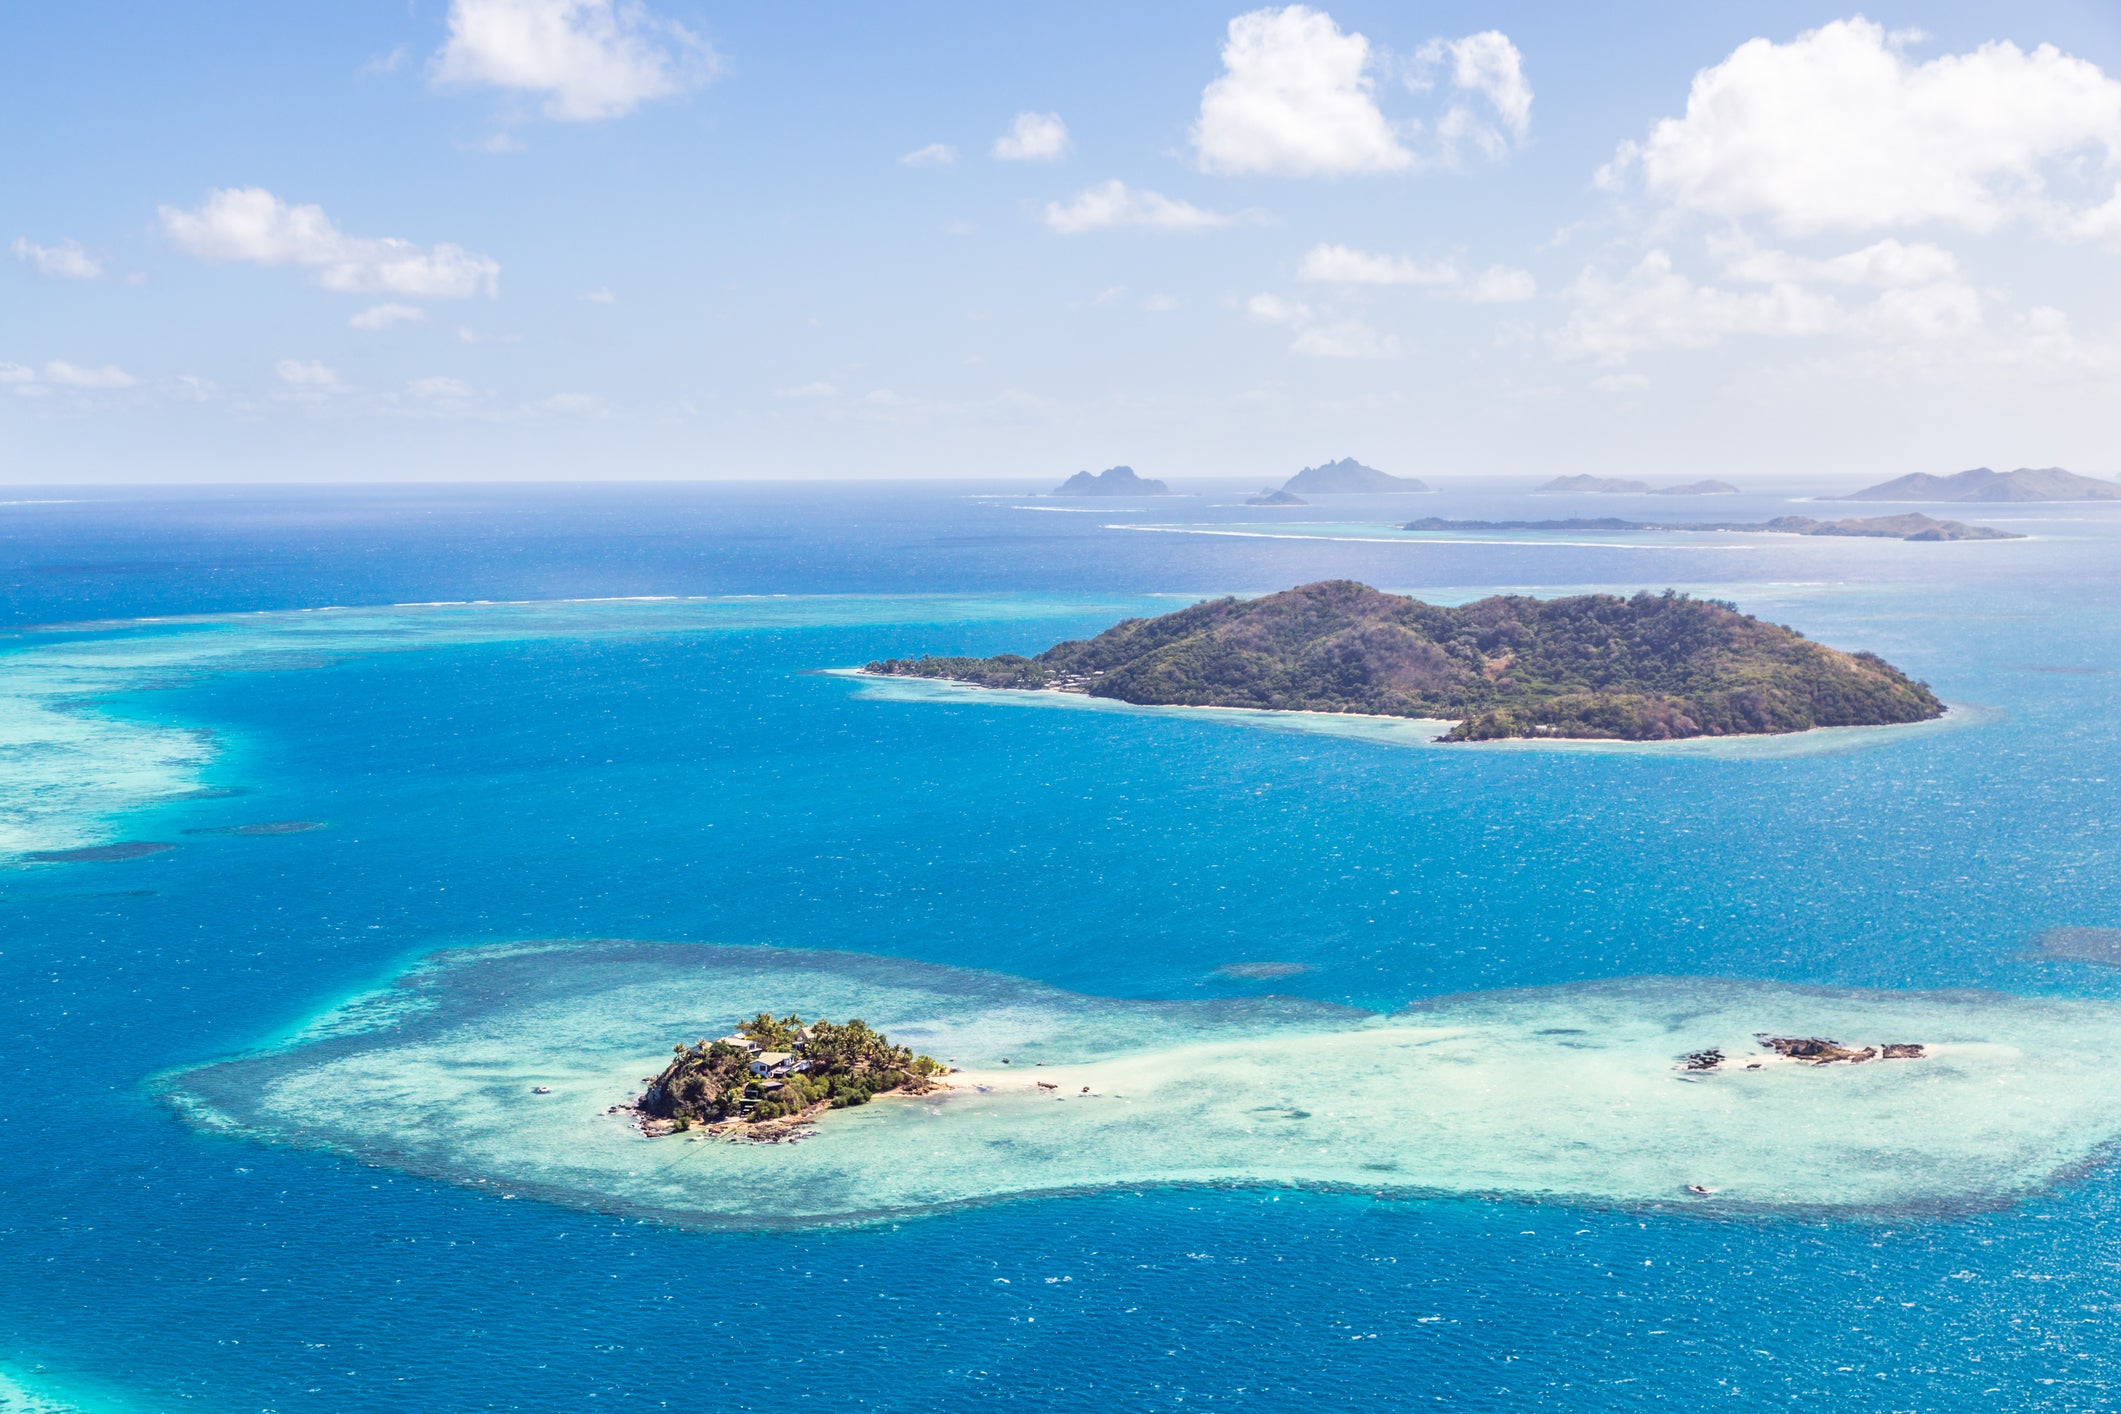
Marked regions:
[1679,1035,1929,1072]
[863,579,1944,742]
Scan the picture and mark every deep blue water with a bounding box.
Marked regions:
[5,482,2121,1411]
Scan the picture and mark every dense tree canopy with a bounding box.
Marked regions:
[640,1013,942,1127]
[865,580,1943,742]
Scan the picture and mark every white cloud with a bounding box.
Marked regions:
[432,0,719,122]
[160,188,500,298]
[900,142,957,167]
[1464,266,1538,302]
[1143,293,1179,312]
[44,361,138,388]
[776,381,839,398]
[409,375,478,399]
[1043,180,1232,234]
[1298,243,1457,286]
[1291,322,1399,358]
[1246,292,1312,324]
[170,374,220,401]
[1715,236,1960,288]
[1434,32,1531,137]
[1297,243,1535,300]
[1590,372,1650,393]
[1555,248,1981,361]
[1192,9,1532,176]
[1413,31,1532,163]
[579,287,616,303]
[359,45,412,78]
[350,302,428,330]
[1605,18,2121,237]
[1559,253,1841,361]
[0,363,39,383]
[992,112,1069,162]
[12,238,102,280]
[1246,291,1395,357]
[276,359,342,387]
[1192,6,1412,176]
[533,391,610,416]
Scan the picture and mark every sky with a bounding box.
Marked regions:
[4,0,2121,484]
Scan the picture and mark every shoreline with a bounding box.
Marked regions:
[840,667,1966,750]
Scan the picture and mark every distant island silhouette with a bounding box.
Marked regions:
[1534,476,1740,495]
[1837,466,2121,502]
[1401,513,2020,542]
[1279,458,1430,495]
[1245,487,1307,506]
[1053,466,1171,496]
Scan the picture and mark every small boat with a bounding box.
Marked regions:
[531,1085,552,1094]
[1684,1184,1719,1196]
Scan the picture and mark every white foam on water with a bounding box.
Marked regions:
[0,1366,127,1414]
[163,944,2121,1227]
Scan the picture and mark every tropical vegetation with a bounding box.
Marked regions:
[864,579,1944,742]
[639,1013,943,1127]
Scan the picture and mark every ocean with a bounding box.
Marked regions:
[4,481,2120,1411]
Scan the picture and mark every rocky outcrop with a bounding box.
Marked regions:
[1674,1036,1929,1070]
[1054,466,1170,496]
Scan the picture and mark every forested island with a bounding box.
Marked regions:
[1400,513,2021,542]
[1053,466,1170,496]
[1278,458,1430,495]
[1839,466,2121,502]
[862,580,1944,742]
[634,1013,946,1136]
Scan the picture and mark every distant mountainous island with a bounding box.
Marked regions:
[1054,465,1171,496]
[1838,467,2121,502]
[1245,487,1307,506]
[1401,513,2021,543]
[1534,476,1741,495]
[864,580,1943,742]
[1279,458,1431,495]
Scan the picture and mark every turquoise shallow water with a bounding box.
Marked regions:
[6,483,2121,1410]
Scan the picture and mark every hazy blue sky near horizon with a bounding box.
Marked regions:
[5,1,2121,484]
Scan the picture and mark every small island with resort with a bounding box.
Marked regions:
[862,579,1945,742]
[629,1013,948,1139]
